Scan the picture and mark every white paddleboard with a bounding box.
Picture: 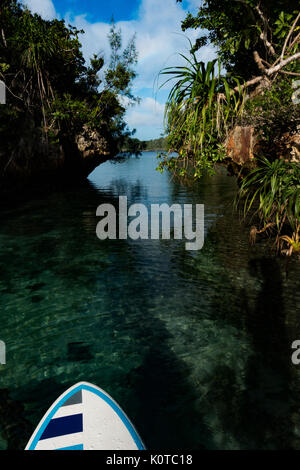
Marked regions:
[25,381,145,450]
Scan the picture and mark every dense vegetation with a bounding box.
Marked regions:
[157,52,245,177]
[158,0,299,255]
[237,157,300,254]
[0,0,143,190]
[121,136,167,153]
[178,0,299,78]
[142,137,167,151]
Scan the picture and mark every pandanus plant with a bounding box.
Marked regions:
[237,156,300,255]
[158,41,245,176]
[18,11,57,130]
[16,9,83,133]
[280,225,300,257]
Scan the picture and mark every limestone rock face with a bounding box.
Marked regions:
[290,134,300,163]
[225,124,300,166]
[278,126,300,163]
[225,126,257,165]
[75,125,112,160]
[0,122,117,197]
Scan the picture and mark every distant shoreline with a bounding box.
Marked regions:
[141,137,168,153]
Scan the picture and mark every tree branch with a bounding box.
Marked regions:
[232,51,300,93]
[266,52,300,75]
[288,32,300,51]
[261,58,300,76]
[254,3,276,56]
[280,11,300,61]
[235,1,276,56]
[234,75,264,93]
[1,28,7,47]
[253,50,267,74]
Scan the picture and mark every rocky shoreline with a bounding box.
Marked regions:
[0,123,118,200]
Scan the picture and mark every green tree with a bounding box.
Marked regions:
[105,18,138,103]
[174,1,300,252]
[177,0,300,79]
[0,1,140,170]
[158,51,245,177]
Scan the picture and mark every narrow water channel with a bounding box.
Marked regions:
[0,152,299,450]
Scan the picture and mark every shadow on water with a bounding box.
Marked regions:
[0,389,32,450]
[126,317,212,450]
[0,377,78,449]
[0,155,299,450]
[0,176,212,450]
[203,255,293,450]
[211,209,296,449]
[163,196,298,449]
[241,257,292,449]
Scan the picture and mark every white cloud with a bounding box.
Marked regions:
[117,95,166,140]
[69,0,215,92]
[20,0,216,139]
[126,97,165,133]
[67,0,216,138]
[22,0,57,20]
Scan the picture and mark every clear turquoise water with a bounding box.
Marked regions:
[0,152,300,450]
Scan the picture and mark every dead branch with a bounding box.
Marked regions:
[288,32,300,51]
[280,11,300,61]
[266,52,300,76]
[254,3,276,56]
[253,50,268,74]
[233,49,300,93]
[261,58,300,76]
[235,1,276,56]
[233,75,264,93]
[1,28,7,47]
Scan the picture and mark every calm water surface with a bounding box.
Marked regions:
[0,152,300,450]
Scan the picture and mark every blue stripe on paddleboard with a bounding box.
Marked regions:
[56,444,84,450]
[28,383,145,450]
[40,414,83,440]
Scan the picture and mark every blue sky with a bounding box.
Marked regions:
[53,0,142,23]
[21,0,215,140]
